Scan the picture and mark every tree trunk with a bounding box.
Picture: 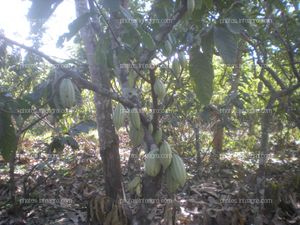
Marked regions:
[256,97,275,211]
[74,0,122,199]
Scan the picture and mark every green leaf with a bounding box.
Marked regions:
[57,12,92,47]
[120,6,138,29]
[103,0,121,12]
[224,8,248,34]
[203,0,213,9]
[138,29,156,50]
[0,111,17,161]
[189,47,214,105]
[201,28,214,56]
[27,0,61,20]
[214,25,238,65]
[195,0,203,10]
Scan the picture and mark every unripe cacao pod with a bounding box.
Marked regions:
[129,108,141,129]
[128,72,137,89]
[178,52,187,68]
[145,149,161,177]
[159,141,172,171]
[153,128,163,145]
[187,0,195,14]
[135,182,142,197]
[154,79,166,100]
[165,167,180,193]
[59,78,76,108]
[128,176,141,193]
[148,123,154,134]
[112,104,125,130]
[169,154,186,187]
[129,124,144,147]
[172,59,181,76]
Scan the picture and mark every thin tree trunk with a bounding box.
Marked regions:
[194,125,201,165]
[256,97,275,211]
[75,0,122,199]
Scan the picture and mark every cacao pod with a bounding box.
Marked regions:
[59,78,76,108]
[159,141,172,171]
[187,0,195,14]
[178,51,187,68]
[128,72,136,89]
[154,79,166,100]
[148,123,154,134]
[164,40,172,56]
[112,103,125,130]
[153,128,163,145]
[165,167,180,193]
[129,124,144,147]
[135,182,142,197]
[144,149,161,177]
[128,176,141,193]
[129,108,141,129]
[169,154,186,187]
[172,59,181,76]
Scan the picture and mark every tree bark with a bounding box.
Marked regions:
[74,0,122,199]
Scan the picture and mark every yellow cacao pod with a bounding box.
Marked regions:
[112,104,125,130]
[154,79,166,100]
[187,0,195,14]
[145,149,161,177]
[172,59,181,76]
[153,128,163,145]
[159,141,172,171]
[129,108,141,129]
[169,154,186,187]
[165,167,180,193]
[59,78,76,108]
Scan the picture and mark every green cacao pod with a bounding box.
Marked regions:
[187,0,195,14]
[129,108,141,129]
[128,72,137,89]
[145,149,161,177]
[128,176,141,193]
[154,79,166,100]
[172,59,181,77]
[135,182,142,197]
[153,128,163,145]
[159,141,172,171]
[112,104,125,130]
[164,40,172,56]
[59,78,76,108]
[148,123,154,134]
[178,52,187,68]
[169,154,187,187]
[165,167,180,193]
[129,124,144,147]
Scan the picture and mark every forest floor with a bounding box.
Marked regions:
[0,131,299,225]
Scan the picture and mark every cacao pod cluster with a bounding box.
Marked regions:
[144,140,187,192]
[59,78,76,108]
